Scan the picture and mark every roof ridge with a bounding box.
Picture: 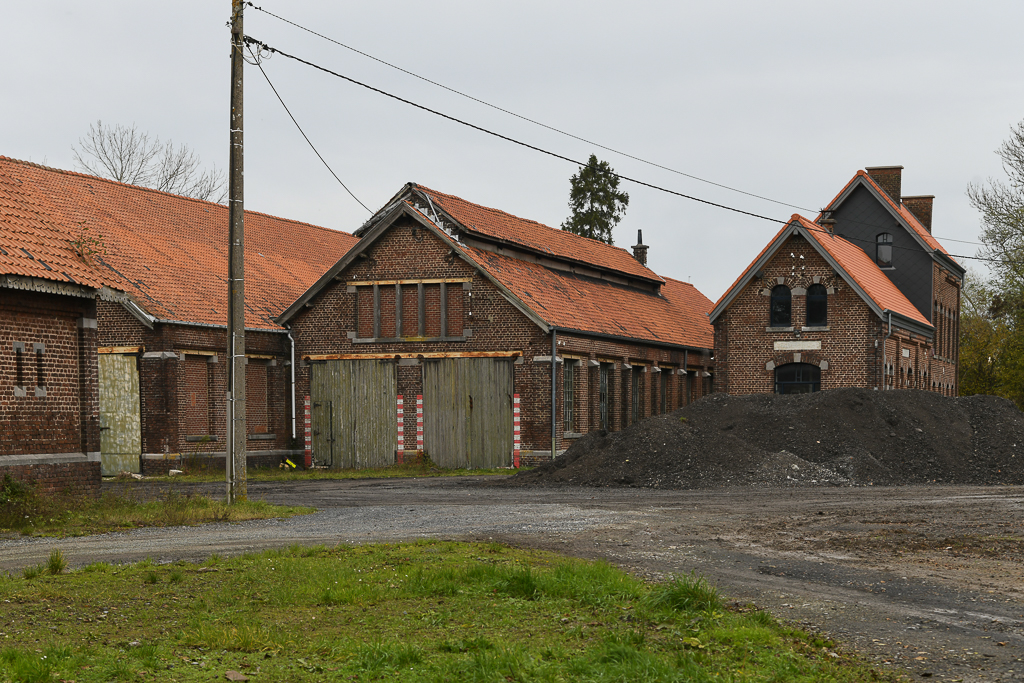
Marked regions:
[0,155,351,238]
[412,182,639,255]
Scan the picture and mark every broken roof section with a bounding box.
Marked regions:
[0,156,358,330]
[287,183,714,351]
[710,214,932,334]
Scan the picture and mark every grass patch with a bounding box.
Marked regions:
[0,541,894,682]
[0,476,311,537]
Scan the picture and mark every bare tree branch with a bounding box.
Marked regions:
[72,121,226,203]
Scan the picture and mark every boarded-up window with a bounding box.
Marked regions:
[183,356,210,435]
[357,287,374,338]
[424,285,442,337]
[401,284,419,337]
[447,285,464,337]
[246,362,269,435]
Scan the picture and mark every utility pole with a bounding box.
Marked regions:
[226,0,247,502]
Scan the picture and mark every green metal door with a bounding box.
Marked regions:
[310,360,397,469]
[98,354,141,475]
[422,358,512,469]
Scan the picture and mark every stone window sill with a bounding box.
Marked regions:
[564,432,584,439]
[765,326,794,333]
[249,433,277,441]
[185,435,218,443]
[801,326,830,332]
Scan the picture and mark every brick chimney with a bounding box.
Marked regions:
[902,195,934,233]
[632,229,648,266]
[865,165,904,203]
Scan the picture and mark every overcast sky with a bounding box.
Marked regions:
[3,1,1023,300]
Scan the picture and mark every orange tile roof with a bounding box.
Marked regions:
[822,170,950,256]
[460,244,713,349]
[0,157,358,330]
[413,184,663,283]
[797,215,930,326]
[711,222,791,314]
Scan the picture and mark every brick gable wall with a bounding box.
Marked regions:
[291,218,713,465]
[714,233,960,396]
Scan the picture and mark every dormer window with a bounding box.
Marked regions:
[770,285,791,327]
[876,233,893,268]
[806,284,827,327]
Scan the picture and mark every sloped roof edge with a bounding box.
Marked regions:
[276,202,551,333]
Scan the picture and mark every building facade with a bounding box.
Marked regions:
[0,157,357,478]
[280,184,715,468]
[711,166,963,395]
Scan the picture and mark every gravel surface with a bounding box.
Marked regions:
[1,477,1022,681]
[512,389,1024,488]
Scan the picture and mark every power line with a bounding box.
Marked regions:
[242,35,786,226]
[245,5,986,250]
[246,44,371,212]
[243,35,1004,267]
[244,2,811,212]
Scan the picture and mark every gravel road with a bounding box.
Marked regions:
[2,477,1022,681]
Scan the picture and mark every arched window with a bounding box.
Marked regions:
[774,363,821,394]
[876,233,893,267]
[770,285,791,327]
[806,284,827,327]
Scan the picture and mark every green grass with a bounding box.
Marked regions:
[0,474,312,537]
[0,540,894,682]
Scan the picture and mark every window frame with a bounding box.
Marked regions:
[805,283,828,327]
[770,285,792,327]
[876,233,893,268]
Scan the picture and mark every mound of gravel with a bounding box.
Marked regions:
[510,388,1024,489]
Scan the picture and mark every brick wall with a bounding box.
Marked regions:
[1,288,100,495]
[713,232,957,396]
[1,290,98,456]
[290,218,713,464]
[2,461,101,497]
[96,300,297,458]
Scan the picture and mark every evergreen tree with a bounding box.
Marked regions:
[560,155,629,244]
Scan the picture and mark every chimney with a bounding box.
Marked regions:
[865,165,904,204]
[819,216,836,233]
[902,195,934,233]
[632,229,648,266]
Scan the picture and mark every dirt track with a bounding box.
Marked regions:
[2,478,1022,681]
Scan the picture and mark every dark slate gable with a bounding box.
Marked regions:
[831,184,935,324]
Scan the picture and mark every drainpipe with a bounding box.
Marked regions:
[551,327,557,459]
[286,326,296,441]
[882,311,893,390]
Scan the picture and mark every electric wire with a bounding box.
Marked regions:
[242,35,1004,266]
[243,2,812,213]
[244,8,987,250]
[245,43,372,212]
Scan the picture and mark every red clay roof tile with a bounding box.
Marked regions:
[0,157,358,329]
[797,215,930,326]
[413,184,664,283]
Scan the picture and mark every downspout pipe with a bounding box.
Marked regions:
[286,326,296,441]
[551,327,557,459]
[882,311,893,390]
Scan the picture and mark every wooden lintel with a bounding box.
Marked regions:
[347,277,472,287]
[181,349,218,356]
[245,353,276,360]
[98,345,143,355]
[305,351,522,361]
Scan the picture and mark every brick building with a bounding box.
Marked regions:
[279,183,715,468]
[711,166,963,395]
[0,157,357,476]
[1,161,117,495]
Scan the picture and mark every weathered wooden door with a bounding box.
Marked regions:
[98,354,141,475]
[422,358,513,469]
[310,359,397,469]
